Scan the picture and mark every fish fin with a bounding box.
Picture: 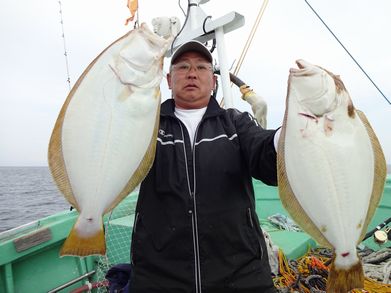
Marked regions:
[60,220,106,257]
[104,90,161,214]
[48,89,80,210]
[327,255,364,293]
[356,110,387,243]
[277,110,332,247]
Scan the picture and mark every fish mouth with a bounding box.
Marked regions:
[288,59,337,115]
[296,59,305,69]
[289,59,315,75]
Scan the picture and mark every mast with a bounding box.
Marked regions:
[167,0,244,109]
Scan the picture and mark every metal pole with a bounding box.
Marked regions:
[47,270,96,293]
[215,27,234,109]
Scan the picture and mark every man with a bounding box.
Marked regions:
[129,40,278,293]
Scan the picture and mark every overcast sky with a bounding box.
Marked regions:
[0,0,390,166]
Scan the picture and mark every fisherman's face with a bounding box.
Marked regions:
[167,51,216,109]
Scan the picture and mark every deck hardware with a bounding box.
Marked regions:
[47,270,96,293]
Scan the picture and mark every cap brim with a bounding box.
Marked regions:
[171,40,213,65]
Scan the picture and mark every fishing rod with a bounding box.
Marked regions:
[362,216,391,242]
[214,68,268,129]
[214,68,246,88]
[58,1,72,92]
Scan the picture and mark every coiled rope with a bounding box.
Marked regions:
[274,247,391,293]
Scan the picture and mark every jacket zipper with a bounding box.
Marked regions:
[192,123,202,293]
[178,121,202,293]
[131,212,140,265]
[134,212,140,233]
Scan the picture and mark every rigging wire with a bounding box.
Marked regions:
[170,0,191,55]
[304,0,390,105]
[171,1,214,56]
[233,0,269,77]
[58,1,71,92]
[219,0,269,107]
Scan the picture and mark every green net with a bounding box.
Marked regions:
[94,190,138,292]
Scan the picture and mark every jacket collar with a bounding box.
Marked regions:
[160,97,225,118]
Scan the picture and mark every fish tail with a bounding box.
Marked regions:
[60,218,106,257]
[326,257,364,293]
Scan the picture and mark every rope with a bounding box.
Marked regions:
[274,247,391,292]
[268,213,302,232]
[233,0,269,77]
[304,0,391,105]
[58,1,71,92]
[219,0,269,107]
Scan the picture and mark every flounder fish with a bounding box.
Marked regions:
[277,59,387,292]
[48,23,172,256]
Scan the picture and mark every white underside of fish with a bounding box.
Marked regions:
[278,60,386,277]
[48,23,172,255]
[283,89,374,268]
[62,85,159,236]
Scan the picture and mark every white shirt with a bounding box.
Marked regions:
[174,107,207,147]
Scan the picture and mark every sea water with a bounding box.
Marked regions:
[0,166,69,232]
[0,165,390,233]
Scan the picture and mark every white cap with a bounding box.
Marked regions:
[170,40,213,65]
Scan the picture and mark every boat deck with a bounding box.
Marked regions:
[0,176,390,292]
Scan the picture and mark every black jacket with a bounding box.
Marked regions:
[130,97,278,293]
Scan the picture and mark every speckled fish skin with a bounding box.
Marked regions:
[48,23,172,256]
[277,59,386,292]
